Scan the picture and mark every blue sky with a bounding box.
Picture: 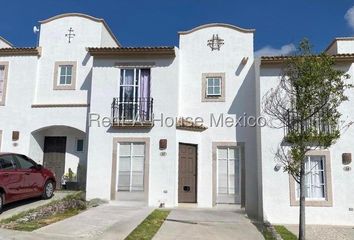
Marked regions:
[1,0,354,55]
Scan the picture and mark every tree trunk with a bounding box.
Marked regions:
[299,160,306,240]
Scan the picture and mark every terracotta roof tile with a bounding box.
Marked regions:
[87,46,175,57]
[261,54,354,65]
[0,47,41,56]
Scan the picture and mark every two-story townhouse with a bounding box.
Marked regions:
[259,38,354,225]
[1,12,353,225]
[85,23,261,219]
[0,13,119,189]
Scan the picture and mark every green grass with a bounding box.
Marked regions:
[125,209,170,240]
[274,225,297,240]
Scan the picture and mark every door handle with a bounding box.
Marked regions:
[2,173,9,177]
[25,172,30,175]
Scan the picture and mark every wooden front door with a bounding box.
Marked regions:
[43,137,66,189]
[178,143,197,203]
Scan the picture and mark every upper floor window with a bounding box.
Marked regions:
[0,62,9,105]
[53,61,77,90]
[201,73,225,102]
[59,65,73,85]
[207,77,221,96]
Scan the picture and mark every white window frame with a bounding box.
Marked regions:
[206,77,221,96]
[117,142,145,192]
[53,61,77,90]
[295,155,326,201]
[58,65,73,86]
[216,147,241,195]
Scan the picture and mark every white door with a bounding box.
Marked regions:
[217,147,241,204]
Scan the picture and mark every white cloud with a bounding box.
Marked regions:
[345,6,354,31]
[255,43,296,57]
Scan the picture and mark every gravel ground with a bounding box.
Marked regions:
[285,225,354,240]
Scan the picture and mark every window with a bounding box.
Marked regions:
[118,68,151,121]
[201,73,225,102]
[296,155,325,199]
[289,150,333,207]
[0,62,9,105]
[207,77,221,96]
[76,139,84,152]
[0,155,15,170]
[118,142,145,192]
[14,155,35,169]
[217,147,241,196]
[53,61,77,90]
[59,65,73,85]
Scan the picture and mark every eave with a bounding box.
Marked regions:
[261,54,354,65]
[87,47,175,57]
[0,47,41,56]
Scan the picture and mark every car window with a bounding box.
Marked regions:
[0,155,15,170]
[14,155,36,169]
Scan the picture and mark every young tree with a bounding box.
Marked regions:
[262,39,352,240]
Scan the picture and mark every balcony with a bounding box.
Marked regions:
[111,97,153,128]
[285,109,337,142]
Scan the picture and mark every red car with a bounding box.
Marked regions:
[0,153,56,212]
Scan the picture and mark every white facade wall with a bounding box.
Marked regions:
[86,55,179,207]
[259,64,354,225]
[178,26,260,217]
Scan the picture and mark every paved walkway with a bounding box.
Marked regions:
[285,225,354,240]
[0,203,153,240]
[0,191,73,220]
[153,206,264,240]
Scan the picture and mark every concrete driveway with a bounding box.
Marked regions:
[153,206,264,240]
[0,202,152,240]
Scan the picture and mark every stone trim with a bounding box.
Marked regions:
[111,137,150,201]
[201,73,225,102]
[0,62,9,106]
[212,142,245,207]
[53,61,77,90]
[31,103,89,108]
[289,150,333,207]
[114,62,156,68]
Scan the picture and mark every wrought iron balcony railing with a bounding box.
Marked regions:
[112,97,153,127]
[285,109,334,137]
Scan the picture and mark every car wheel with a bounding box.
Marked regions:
[0,192,4,213]
[42,180,54,199]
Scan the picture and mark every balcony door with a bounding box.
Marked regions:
[119,69,150,121]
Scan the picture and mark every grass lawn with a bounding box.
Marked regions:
[0,192,88,231]
[125,209,170,240]
[262,225,297,240]
[274,226,297,240]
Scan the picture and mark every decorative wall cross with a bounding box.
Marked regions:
[65,27,75,43]
[207,34,224,51]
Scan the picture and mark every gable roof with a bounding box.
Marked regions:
[178,23,255,35]
[39,13,121,47]
[0,47,41,56]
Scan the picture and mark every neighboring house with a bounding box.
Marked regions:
[0,13,352,225]
[259,39,354,226]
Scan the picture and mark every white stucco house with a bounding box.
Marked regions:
[0,13,353,225]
